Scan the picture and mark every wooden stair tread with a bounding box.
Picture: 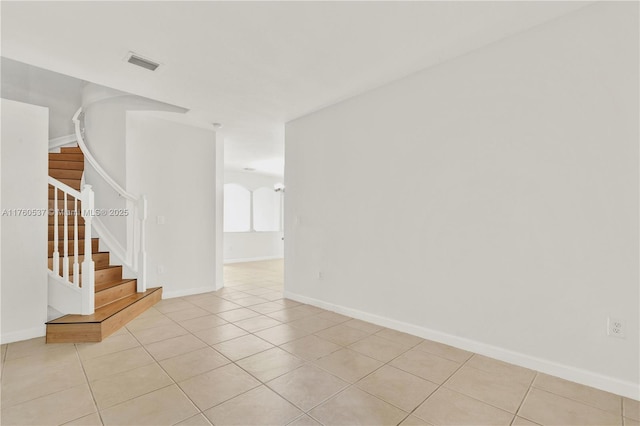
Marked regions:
[47,287,161,324]
[95,278,136,293]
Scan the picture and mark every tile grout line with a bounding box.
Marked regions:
[69,343,105,426]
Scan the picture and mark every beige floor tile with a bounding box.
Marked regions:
[465,355,535,385]
[314,348,383,383]
[625,417,640,426]
[357,365,438,412]
[309,387,407,426]
[177,314,228,333]
[445,364,529,413]
[0,384,96,426]
[512,417,540,426]
[217,307,262,322]
[624,398,640,421]
[178,363,260,411]
[343,318,384,333]
[100,384,198,426]
[203,385,302,425]
[400,415,433,425]
[268,308,315,323]
[63,412,103,425]
[267,364,348,411]
[125,313,175,332]
[2,345,79,380]
[414,340,473,363]
[288,315,340,333]
[133,306,163,319]
[280,335,342,361]
[274,299,302,308]
[254,324,310,346]
[315,324,371,346]
[5,337,76,361]
[243,287,275,296]
[261,291,285,301]
[130,323,189,345]
[414,387,513,426]
[174,413,213,426]
[213,334,274,361]
[198,299,243,314]
[349,334,413,362]
[236,347,305,382]
[532,373,621,414]
[144,334,207,361]
[1,358,87,408]
[248,301,287,315]
[390,349,461,384]
[315,311,352,323]
[90,363,173,409]
[165,306,215,322]
[375,328,423,347]
[232,296,270,307]
[292,305,325,316]
[154,299,195,314]
[221,291,254,301]
[518,388,622,426]
[160,347,229,382]
[81,346,154,381]
[234,315,283,332]
[287,415,323,426]
[193,323,248,345]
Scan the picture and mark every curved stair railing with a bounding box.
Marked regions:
[72,107,148,295]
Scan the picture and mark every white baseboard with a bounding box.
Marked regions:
[224,255,283,264]
[163,285,219,299]
[0,326,46,345]
[284,290,640,401]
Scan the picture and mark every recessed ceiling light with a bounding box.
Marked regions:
[212,123,223,129]
[243,167,256,171]
[125,51,160,71]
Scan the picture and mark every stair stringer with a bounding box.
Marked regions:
[92,216,137,280]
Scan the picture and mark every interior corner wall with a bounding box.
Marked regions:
[1,99,48,343]
[0,57,83,139]
[284,2,639,398]
[224,170,284,263]
[126,112,217,298]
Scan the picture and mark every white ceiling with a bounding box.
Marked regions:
[1,1,590,176]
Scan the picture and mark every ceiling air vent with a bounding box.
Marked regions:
[125,52,160,71]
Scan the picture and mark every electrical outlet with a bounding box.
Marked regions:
[157,265,165,275]
[157,215,165,225]
[607,317,625,338]
[317,271,323,280]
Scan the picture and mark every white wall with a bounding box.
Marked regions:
[83,84,187,250]
[285,2,639,398]
[126,112,220,298]
[1,99,48,343]
[1,57,83,139]
[224,170,284,263]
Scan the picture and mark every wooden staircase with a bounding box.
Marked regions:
[46,146,162,343]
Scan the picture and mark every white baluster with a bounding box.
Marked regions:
[137,195,147,293]
[52,185,60,276]
[73,196,80,287]
[81,185,95,315]
[63,193,69,281]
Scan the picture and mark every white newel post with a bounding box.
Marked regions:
[81,184,95,314]
[137,195,148,292]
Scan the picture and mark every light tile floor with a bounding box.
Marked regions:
[1,260,638,425]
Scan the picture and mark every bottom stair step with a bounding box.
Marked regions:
[45,287,162,343]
